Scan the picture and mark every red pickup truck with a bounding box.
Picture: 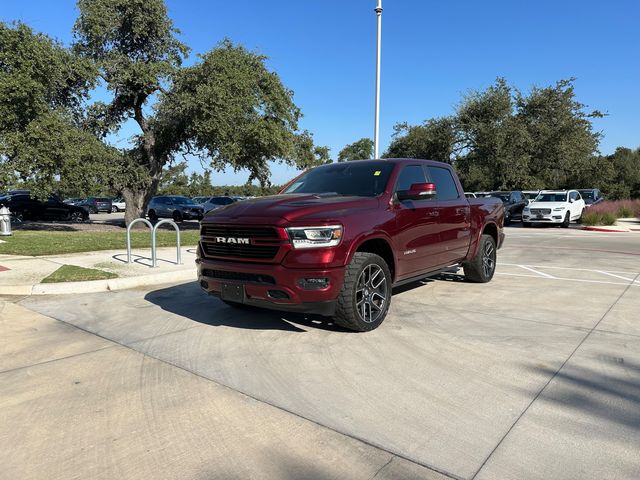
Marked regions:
[197,159,504,331]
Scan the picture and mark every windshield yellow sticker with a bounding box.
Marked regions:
[374,170,381,176]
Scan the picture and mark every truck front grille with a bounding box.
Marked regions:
[201,242,279,259]
[200,224,283,261]
[201,225,278,238]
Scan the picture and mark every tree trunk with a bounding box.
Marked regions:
[122,175,162,227]
[122,98,165,227]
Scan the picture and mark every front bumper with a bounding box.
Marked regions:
[523,212,566,223]
[197,257,345,316]
[183,211,204,220]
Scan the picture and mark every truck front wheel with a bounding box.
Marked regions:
[463,234,497,283]
[333,252,392,332]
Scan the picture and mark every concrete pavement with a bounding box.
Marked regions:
[0,302,447,480]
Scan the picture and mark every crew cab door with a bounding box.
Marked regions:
[393,165,441,278]
[426,165,471,265]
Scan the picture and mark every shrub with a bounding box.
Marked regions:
[617,205,634,218]
[600,212,618,225]
[581,199,640,225]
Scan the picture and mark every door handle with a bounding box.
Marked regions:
[426,210,439,217]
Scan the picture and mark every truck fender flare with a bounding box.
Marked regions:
[345,232,397,278]
[468,221,499,260]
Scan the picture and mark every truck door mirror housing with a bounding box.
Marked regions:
[397,183,437,202]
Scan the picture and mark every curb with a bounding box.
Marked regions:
[1,269,196,296]
[582,226,632,233]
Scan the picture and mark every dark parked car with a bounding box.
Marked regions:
[146,195,204,222]
[63,197,84,206]
[483,191,527,225]
[78,197,113,214]
[0,193,89,222]
[578,189,604,207]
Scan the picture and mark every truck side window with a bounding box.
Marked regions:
[395,165,427,192]
[427,166,459,200]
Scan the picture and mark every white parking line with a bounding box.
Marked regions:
[517,265,557,278]
[595,270,638,282]
[496,263,640,287]
[496,272,640,287]
[500,263,640,276]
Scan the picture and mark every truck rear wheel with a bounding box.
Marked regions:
[463,234,497,283]
[333,252,392,332]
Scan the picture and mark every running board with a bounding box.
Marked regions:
[392,264,461,288]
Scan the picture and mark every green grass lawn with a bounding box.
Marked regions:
[41,264,118,283]
[0,230,199,256]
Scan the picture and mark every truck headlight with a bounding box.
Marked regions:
[553,207,566,211]
[287,225,343,249]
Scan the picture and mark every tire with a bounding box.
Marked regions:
[111,206,118,213]
[172,210,183,223]
[10,212,24,224]
[463,234,497,283]
[70,211,85,223]
[90,207,98,214]
[333,252,392,332]
[561,211,570,228]
[148,210,158,222]
[504,213,511,226]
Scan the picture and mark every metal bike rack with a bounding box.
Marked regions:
[152,219,182,266]
[127,218,155,266]
[126,218,182,268]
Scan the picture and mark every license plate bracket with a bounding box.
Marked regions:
[221,283,245,303]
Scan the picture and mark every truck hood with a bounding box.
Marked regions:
[203,194,379,224]
[527,201,568,210]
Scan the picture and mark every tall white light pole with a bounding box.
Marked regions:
[373,0,382,159]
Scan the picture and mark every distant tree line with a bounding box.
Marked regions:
[338,78,639,199]
[157,162,281,197]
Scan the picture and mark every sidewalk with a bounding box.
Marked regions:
[582,218,640,233]
[0,246,197,295]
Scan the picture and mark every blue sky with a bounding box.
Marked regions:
[3,0,639,185]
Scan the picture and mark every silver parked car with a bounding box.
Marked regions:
[146,196,204,222]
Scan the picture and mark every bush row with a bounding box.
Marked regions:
[581,200,640,226]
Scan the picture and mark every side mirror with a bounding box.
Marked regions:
[397,182,437,202]
[569,198,575,203]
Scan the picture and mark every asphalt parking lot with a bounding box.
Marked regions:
[2,227,639,480]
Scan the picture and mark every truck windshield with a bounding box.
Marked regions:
[283,162,394,197]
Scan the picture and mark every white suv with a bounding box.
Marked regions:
[522,190,585,228]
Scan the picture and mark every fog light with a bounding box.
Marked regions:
[268,290,290,300]
[298,277,330,290]
[553,216,561,219]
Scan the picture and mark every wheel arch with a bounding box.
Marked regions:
[468,221,499,261]
[349,235,396,281]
